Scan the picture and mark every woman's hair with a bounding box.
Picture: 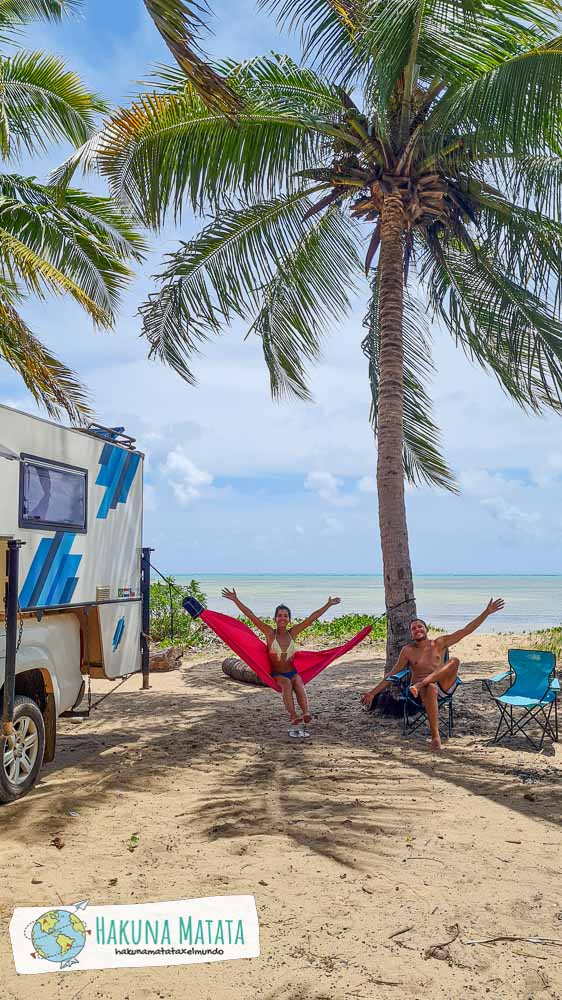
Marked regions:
[274,604,292,620]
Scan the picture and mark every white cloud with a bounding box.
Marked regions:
[460,467,542,541]
[161,446,214,506]
[357,475,377,493]
[295,524,305,536]
[531,451,562,488]
[480,497,541,538]
[305,470,356,507]
[460,468,512,498]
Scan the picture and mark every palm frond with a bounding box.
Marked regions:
[249,204,363,400]
[95,77,336,227]
[143,0,241,113]
[362,272,458,492]
[0,174,146,324]
[140,187,327,380]
[53,54,344,194]
[422,236,562,413]
[0,0,79,32]
[258,0,362,84]
[490,154,562,219]
[0,300,92,421]
[0,50,107,158]
[473,193,562,310]
[261,1,559,111]
[433,37,562,155]
[216,53,345,115]
[48,130,105,188]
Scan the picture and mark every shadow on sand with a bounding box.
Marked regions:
[0,654,560,870]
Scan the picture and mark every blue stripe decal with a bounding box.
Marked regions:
[117,453,141,505]
[106,452,132,513]
[60,577,79,605]
[45,554,82,605]
[35,533,76,607]
[96,444,140,519]
[99,443,113,467]
[112,617,126,651]
[20,533,83,609]
[97,444,124,489]
[19,538,52,608]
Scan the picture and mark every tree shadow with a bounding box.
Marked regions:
[0,654,559,865]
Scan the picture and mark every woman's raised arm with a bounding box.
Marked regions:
[290,597,341,638]
[221,588,273,638]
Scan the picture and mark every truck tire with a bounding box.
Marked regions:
[0,696,45,804]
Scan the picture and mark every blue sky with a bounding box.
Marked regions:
[1,1,562,575]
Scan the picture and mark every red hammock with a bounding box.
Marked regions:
[200,609,371,692]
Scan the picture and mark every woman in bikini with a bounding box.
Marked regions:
[221,588,341,736]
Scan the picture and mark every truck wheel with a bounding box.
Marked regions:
[0,696,45,804]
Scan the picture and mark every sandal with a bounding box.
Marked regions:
[288,715,303,737]
[289,726,311,739]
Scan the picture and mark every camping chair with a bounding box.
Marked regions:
[483,649,559,750]
[387,650,462,739]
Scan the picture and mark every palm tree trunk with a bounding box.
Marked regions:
[377,192,417,670]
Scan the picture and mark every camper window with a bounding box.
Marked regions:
[19,456,87,532]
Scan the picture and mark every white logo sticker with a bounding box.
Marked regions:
[10,895,260,974]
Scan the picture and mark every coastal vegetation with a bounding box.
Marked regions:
[533,625,562,659]
[150,574,389,648]
[149,576,208,647]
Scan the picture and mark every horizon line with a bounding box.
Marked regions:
[170,572,562,578]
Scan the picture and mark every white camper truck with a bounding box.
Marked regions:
[0,403,150,803]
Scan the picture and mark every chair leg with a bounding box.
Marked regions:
[537,703,557,746]
[491,697,559,750]
[509,704,554,751]
[492,701,511,743]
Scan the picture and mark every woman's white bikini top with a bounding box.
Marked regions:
[270,631,296,661]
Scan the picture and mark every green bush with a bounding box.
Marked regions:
[149,576,210,648]
[533,625,562,659]
[239,612,387,643]
[149,581,445,652]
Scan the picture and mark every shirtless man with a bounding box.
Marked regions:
[361,598,505,751]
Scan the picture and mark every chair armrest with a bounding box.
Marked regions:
[486,670,512,683]
[387,669,409,684]
[550,677,560,691]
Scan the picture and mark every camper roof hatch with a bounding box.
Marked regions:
[80,423,136,449]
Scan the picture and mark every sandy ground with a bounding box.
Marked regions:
[1,632,562,1000]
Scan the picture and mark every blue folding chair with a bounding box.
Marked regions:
[387,651,462,739]
[483,649,559,750]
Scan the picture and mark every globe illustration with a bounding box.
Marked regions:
[31,910,86,967]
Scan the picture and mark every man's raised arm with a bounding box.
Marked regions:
[440,598,505,648]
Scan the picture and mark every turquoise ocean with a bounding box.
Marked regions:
[174,575,562,634]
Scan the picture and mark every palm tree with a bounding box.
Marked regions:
[85,1,562,665]
[0,0,145,420]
